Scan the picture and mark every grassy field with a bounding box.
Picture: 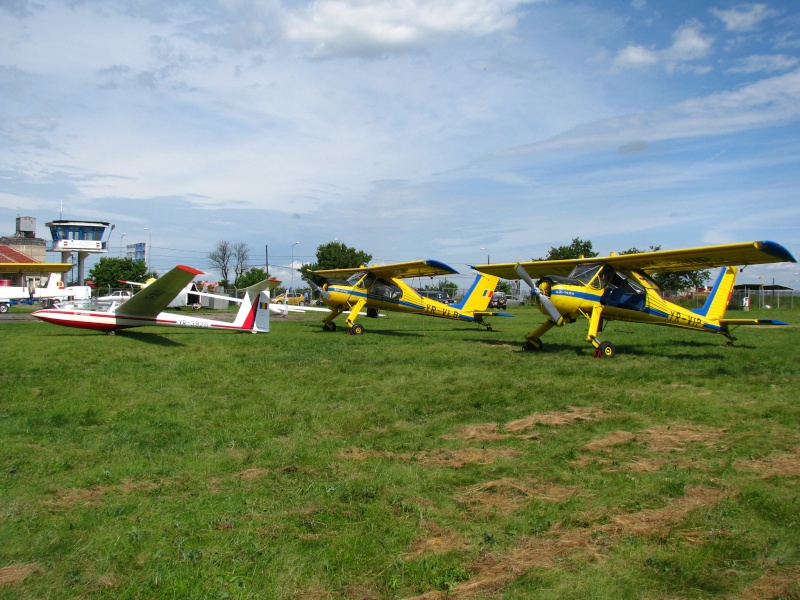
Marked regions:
[2,305,799,599]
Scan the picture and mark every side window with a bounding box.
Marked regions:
[370,279,402,300]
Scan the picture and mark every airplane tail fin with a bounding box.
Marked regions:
[232,280,273,332]
[453,272,500,313]
[46,273,63,290]
[692,266,737,320]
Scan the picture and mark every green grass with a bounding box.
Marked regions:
[2,305,799,599]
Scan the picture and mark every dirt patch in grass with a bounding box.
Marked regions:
[734,446,800,478]
[0,564,39,587]
[44,480,159,510]
[582,430,636,452]
[404,522,472,559]
[341,447,521,468]
[733,565,800,599]
[445,406,605,444]
[504,406,605,433]
[573,425,726,471]
[639,424,726,453]
[444,423,514,443]
[457,478,582,515]
[408,486,726,599]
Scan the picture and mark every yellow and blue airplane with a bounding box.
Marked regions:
[307,259,508,334]
[474,241,796,357]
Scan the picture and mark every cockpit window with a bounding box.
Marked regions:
[346,272,365,285]
[568,264,602,285]
[348,272,376,289]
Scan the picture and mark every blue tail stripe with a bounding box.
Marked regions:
[691,267,727,317]
[452,274,483,310]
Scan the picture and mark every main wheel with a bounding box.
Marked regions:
[323,321,337,332]
[597,341,615,358]
[0,303,8,314]
[523,338,543,352]
[350,323,365,335]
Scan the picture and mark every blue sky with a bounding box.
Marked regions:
[2,0,799,288]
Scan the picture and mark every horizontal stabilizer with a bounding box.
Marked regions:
[473,311,514,318]
[720,319,789,326]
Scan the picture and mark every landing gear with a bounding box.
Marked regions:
[323,321,337,332]
[107,330,116,336]
[594,341,615,358]
[523,338,543,352]
[349,323,365,335]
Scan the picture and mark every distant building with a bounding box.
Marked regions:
[0,216,47,262]
[45,219,114,285]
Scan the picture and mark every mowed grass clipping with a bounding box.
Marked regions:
[2,305,799,599]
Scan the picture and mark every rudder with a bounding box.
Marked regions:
[453,273,500,313]
[692,266,737,320]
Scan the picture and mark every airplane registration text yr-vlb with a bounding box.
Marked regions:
[475,241,797,358]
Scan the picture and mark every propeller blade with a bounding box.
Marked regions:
[306,279,331,302]
[515,263,562,323]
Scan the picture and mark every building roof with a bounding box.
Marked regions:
[734,283,794,291]
[0,244,35,262]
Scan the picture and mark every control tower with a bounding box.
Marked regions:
[46,220,114,285]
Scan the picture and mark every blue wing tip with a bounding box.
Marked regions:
[425,259,459,275]
[759,241,797,263]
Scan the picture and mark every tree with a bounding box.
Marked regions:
[232,241,251,286]
[88,257,153,291]
[619,245,710,291]
[541,238,598,260]
[208,241,232,287]
[300,241,372,286]
[236,267,268,289]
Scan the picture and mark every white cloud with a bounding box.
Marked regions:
[614,44,659,68]
[499,69,800,155]
[283,0,534,57]
[614,20,713,72]
[710,3,778,32]
[727,53,799,74]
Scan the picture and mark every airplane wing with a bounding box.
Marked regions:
[118,265,204,317]
[313,259,459,280]
[475,241,796,279]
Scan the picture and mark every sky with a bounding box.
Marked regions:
[2,0,799,288]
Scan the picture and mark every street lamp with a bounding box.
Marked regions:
[291,241,299,292]
[144,227,151,271]
[480,247,490,264]
[120,233,126,257]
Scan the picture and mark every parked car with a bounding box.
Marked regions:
[416,289,456,304]
[489,291,507,309]
[273,292,307,306]
[504,295,524,306]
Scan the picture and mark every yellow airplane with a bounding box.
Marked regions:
[474,241,796,357]
[307,259,507,334]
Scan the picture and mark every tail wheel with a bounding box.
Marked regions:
[350,323,365,335]
[596,341,615,358]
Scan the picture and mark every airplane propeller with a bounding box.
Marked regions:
[514,263,563,324]
[306,279,331,303]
